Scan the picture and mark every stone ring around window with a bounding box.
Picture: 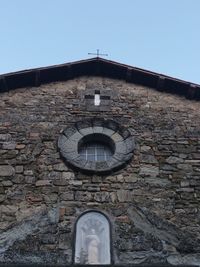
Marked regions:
[58,119,135,173]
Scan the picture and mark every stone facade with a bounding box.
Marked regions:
[0,76,200,266]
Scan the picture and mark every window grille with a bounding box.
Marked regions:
[79,141,112,162]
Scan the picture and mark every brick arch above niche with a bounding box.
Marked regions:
[58,119,135,173]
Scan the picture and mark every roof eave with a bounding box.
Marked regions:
[0,57,200,100]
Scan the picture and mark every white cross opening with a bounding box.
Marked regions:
[94,91,101,106]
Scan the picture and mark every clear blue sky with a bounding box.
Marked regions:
[1,0,200,84]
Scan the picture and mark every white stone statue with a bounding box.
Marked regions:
[86,229,100,264]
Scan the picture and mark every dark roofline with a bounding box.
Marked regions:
[0,57,200,100]
[0,264,195,267]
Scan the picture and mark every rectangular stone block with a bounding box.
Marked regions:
[0,165,15,177]
[36,180,51,186]
[2,142,16,150]
[15,165,24,173]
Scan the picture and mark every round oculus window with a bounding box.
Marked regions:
[58,119,135,173]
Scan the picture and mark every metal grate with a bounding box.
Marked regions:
[79,141,112,162]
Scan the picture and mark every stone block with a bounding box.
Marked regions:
[105,176,116,182]
[111,132,123,142]
[116,215,130,223]
[1,180,13,187]
[60,192,74,201]
[36,180,51,186]
[141,154,158,164]
[0,186,5,194]
[177,163,193,172]
[53,177,69,186]
[0,134,11,141]
[167,254,200,265]
[0,194,5,203]
[116,174,124,182]
[166,156,184,164]
[78,126,93,136]
[92,176,102,183]
[2,141,16,150]
[141,145,152,152]
[59,207,66,218]
[75,191,93,201]
[177,187,194,193]
[84,161,96,171]
[180,180,190,187]
[61,151,78,160]
[26,193,43,203]
[139,165,159,177]
[24,170,34,176]
[115,141,127,154]
[73,156,87,169]
[43,194,58,203]
[124,175,138,183]
[93,126,103,133]
[29,132,40,139]
[0,165,15,177]
[125,137,135,153]
[94,192,110,202]
[57,134,68,149]
[192,153,200,159]
[102,127,115,137]
[160,164,177,171]
[119,128,131,139]
[58,233,71,249]
[15,144,25,149]
[117,189,132,202]
[48,171,62,180]
[70,131,83,142]
[185,159,200,164]
[63,126,77,138]
[25,176,36,184]
[145,177,171,187]
[0,205,18,214]
[113,153,128,162]
[62,172,74,180]
[15,165,23,173]
[69,180,83,186]
[95,161,109,171]
[53,163,68,171]
[60,139,77,153]
[110,192,117,203]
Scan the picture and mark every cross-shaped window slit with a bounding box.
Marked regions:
[94,90,101,106]
[85,95,94,99]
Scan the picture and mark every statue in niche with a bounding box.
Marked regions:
[75,211,111,265]
[86,228,100,264]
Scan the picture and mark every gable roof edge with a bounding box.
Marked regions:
[0,57,199,100]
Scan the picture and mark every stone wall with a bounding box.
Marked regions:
[0,77,200,266]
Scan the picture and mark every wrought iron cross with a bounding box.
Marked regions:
[88,49,108,58]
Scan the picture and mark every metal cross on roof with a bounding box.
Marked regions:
[88,49,108,58]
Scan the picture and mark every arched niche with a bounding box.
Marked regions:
[74,211,111,265]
